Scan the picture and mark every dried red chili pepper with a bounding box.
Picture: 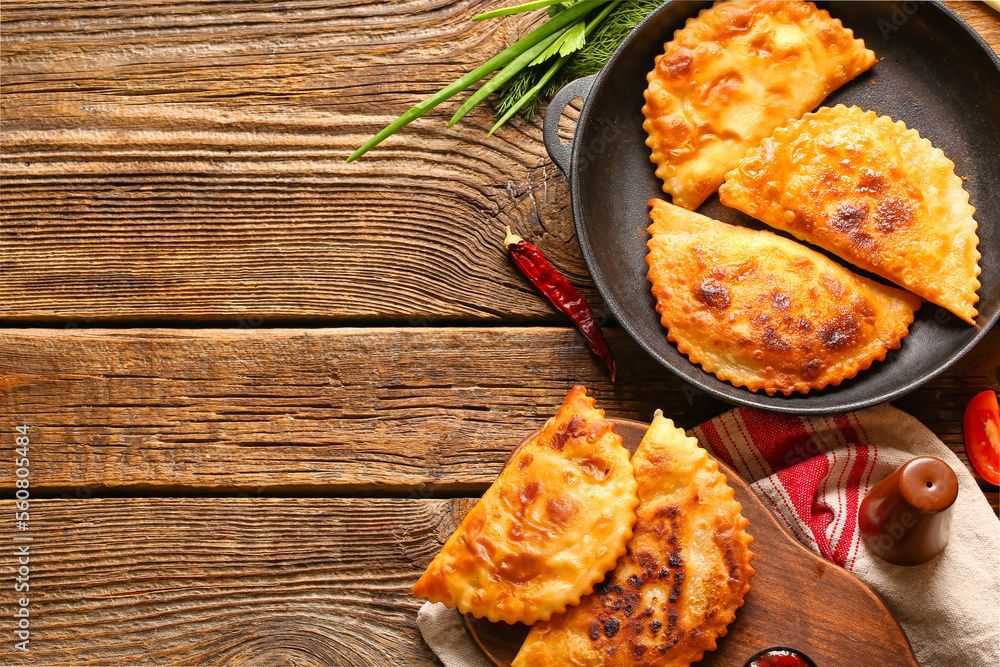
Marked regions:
[504,227,616,381]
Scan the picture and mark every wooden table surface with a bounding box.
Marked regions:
[1,1,997,664]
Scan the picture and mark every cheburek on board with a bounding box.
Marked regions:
[414,388,754,667]
[513,411,754,667]
[413,386,638,625]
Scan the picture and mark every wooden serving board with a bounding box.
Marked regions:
[464,419,919,666]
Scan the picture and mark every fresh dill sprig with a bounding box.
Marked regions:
[564,0,664,77]
[496,0,664,123]
[495,64,548,123]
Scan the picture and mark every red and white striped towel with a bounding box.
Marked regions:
[692,408,886,570]
[419,404,1000,667]
[691,404,1000,667]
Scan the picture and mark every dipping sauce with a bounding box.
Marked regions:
[746,648,815,667]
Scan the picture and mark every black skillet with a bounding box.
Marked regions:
[543,1,1000,414]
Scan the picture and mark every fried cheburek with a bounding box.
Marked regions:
[646,199,922,395]
[642,0,876,210]
[513,411,754,667]
[719,104,981,324]
[412,386,638,625]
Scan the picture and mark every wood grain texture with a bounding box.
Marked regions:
[950,0,1000,45]
[2,327,996,506]
[2,2,995,323]
[0,0,588,323]
[0,6,997,663]
[0,496,476,666]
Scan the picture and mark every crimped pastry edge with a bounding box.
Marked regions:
[658,281,918,396]
[644,412,756,661]
[438,389,642,625]
[720,103,981,324]
[644,202,922,396]
[640,2,719,207]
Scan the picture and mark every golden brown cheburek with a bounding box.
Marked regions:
[645,199,922,395]
[719,105,981,324]
[642,0,876,210]
[513,412,754,667]
[412,386,638,625]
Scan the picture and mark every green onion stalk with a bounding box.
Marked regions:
[347,0,664,162]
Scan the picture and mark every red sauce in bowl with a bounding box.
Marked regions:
[747,648,814,667]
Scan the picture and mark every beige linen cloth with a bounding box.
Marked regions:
[418,405,1000,666]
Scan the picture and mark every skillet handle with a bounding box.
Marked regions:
[543,74,597,177]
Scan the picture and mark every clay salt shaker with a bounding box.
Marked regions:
[858,456,958,566]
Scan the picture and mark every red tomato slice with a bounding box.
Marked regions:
[964,390,1000,486]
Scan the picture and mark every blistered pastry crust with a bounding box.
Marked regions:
[719,104,980,324]
[513,411,755,667]
[645,199,922,395]
[412,386,639,625]
[642,0,876,210]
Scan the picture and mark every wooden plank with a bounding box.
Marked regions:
[0,327,720,495]
[2,2,996,322]
[0,0,587,323]
[2,327,996,506]
[951,0,1000,47]
[0,496,473,665]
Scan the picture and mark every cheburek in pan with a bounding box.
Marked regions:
[719,104,981,324]
[642,0,876,210]
[412,386,638,625]
[645,199,922,395]
[513,411,754,667]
